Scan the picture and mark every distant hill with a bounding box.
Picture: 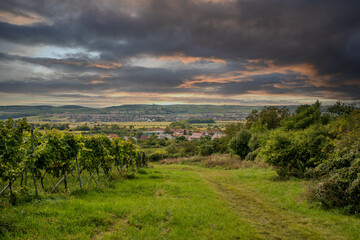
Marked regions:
[0,104,300,121]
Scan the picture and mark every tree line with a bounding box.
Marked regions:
[228,101,359,214]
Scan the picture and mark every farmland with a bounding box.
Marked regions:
[1,102,359,239]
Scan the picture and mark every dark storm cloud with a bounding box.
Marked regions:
[0,52,124,71]
[0,64,194,94]
[0,0,360,101]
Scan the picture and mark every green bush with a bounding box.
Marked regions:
[282,101,322,130]
[245,148,261,161]
[308,158,360,214]
[260,125,330,178]
[229,129,252,159]
[199,142,215,156]
[306,110,360,213]
[149,150,168,162]
[260,130,300,177]
[212,137,230,154]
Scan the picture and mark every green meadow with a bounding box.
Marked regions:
[1,164,359,240]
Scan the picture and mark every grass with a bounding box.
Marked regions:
[1,164,359,239]
[159,154,268,169]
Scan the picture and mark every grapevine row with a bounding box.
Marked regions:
[0,118,147,195]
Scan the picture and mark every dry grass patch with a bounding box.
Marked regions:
[159,154,268,169]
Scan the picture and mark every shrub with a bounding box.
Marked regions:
[212,137,230,154]
[245,148,261,161]
[260,130,301,178]
[261,125,331,178]
[308,158,360,214]
[307,110,360,214]
[282,101,322,130]
[179,141,198,157]
[199,142,214,156]
[149,150,168,162]
[229,129,252,159]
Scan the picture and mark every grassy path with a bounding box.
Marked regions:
[198,169,347,240]
[1,164,359,239]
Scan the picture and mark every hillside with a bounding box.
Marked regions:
[0,104,300,121]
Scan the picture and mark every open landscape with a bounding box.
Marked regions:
[1,101,360,239]
[1,0,360,239]
[1,163,360,239]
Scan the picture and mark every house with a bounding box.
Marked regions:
[211,133,225,141]
[140,135,149,140]
[146,128,164,131]
[188,132,206,140]
[171,129,186,134]
[158,133,175,140]
[142,130,164,136]
[124,136,138,141]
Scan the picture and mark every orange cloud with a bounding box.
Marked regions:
[247,59,337,88]
[158,53,226,64]
[89,75,112,85]
[86,62,123,69]
[273,81,301,89]
[178,60,336,89]
[90,80,104,84]
[0,11,46,25]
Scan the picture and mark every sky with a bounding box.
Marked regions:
[0,0,360,107]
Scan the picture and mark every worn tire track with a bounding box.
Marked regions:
[197,170,346,240]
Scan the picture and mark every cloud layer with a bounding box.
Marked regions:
[0,0,359,106]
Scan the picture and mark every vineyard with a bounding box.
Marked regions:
[0,118,147,201]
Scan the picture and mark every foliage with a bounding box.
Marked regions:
[75,124,91,131]
[32,123,70,130]
[307,110,360,213]
[169,120,190,129]
[246,106,289,130]
[229,129,252,159]
[211,137,229,154]
[281,101,326,130]
[0,118,30,182]
[223,122,244,139]
[148,150,168,161]
[199,142,215,156]
[0,118,147,196]
[327,101,356,116]
[261,125,331,178]
[188,118,215,123]
[36,130,80,178]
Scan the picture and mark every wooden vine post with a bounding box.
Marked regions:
[76,157,82,189]
[30,128,39,197]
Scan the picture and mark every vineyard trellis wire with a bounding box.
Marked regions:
[0,118,148,198]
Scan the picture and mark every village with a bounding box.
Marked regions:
[108,128,225,142]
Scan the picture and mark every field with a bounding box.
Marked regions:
[1,163,359,239]
[25,120,238,130]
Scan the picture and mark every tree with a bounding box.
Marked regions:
[199,142,214,156]
[224,122,244,139]
[169,120,189,129]
[328,101,356,116]
[246,107,289,130]
[282,101,322,130]
[229,129,252,159]
[245,110,259,129]
[164,126,173,134]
